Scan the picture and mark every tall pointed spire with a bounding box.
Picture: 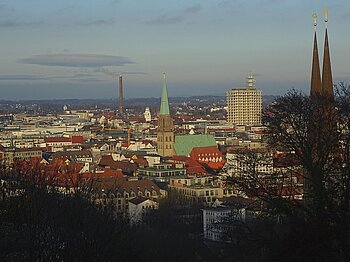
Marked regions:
[310,13,322,97]
[160,73,170,115]
[321,10,334,98]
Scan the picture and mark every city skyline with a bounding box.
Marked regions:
[0,0,349,100]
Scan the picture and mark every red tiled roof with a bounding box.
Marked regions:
[207,161,225,170]
[71,136,85,144]
[95,167,124,178]
[169,155,208,175]
[98,155,137,174]
[190,146,223,159]
[92,177,161,195]
[44,137,71,143]
[189,146,225,171]
[133,158,149,168]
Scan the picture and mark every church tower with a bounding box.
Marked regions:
[321,10,334,99]
[310,14,322,98]
[305,11,336,207]
[310,11,334,99]
[157,73,174,157]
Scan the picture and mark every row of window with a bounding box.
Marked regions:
[94,190,158,200]
[158,136,173,142]
[158,144,172,149]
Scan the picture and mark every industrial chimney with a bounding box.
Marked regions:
[119,75,123,114]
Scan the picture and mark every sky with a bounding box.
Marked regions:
[0,0,349,100]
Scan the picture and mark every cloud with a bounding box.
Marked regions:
[120,71,148,75]
[93,68,148,77]
[218,0,232,7]
[77,19,114,26]
[146,4,202,25]
[343,12,350,19]
[0,73,116,83]
[146,14,183,25]
[0,75,50,81]
[70,77,105,82]
[57,5,78,12]
[184,4,201,14]
[0,20,44,27]
[19,54,135,68]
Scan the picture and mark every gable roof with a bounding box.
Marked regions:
[98,155,137,175]
[190,146,222,158]
[129,196,154,205]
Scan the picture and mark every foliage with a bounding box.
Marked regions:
[230,84,350,261]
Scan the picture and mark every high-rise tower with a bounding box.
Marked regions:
[157,73,174,157]
[227,75,262,126]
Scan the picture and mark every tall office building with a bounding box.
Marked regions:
[226,75,262,126]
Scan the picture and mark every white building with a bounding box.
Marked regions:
[128,197,159,225]
[144,107,152,122]
[227,75,262,126]
[202,197,262,243]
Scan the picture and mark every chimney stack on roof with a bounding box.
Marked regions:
[119,75,123,114]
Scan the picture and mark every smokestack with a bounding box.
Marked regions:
[119,75,123,114]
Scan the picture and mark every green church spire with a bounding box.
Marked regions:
[160,73,170,115]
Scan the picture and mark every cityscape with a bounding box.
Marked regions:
[1,1,350,262]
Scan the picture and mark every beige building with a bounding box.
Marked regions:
[168,176,224,205]
[227,75,262,126]
[0,146,42,166]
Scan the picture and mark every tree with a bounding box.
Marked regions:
[228,85,350,261]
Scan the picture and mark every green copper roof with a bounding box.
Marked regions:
[160,73,170,115]
[174,134,216,156]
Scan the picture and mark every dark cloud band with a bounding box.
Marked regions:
[19,54,135,67]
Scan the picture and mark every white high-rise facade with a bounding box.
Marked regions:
[227,75,262,126]
[144,107,151,122]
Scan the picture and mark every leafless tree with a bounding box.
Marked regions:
[226,85,350,261]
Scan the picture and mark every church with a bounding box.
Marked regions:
[156,74,225,169]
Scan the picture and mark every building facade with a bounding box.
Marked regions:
[227,75,262,126]
[168,176,224,205]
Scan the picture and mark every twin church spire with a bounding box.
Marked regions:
[310,10,334,98]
